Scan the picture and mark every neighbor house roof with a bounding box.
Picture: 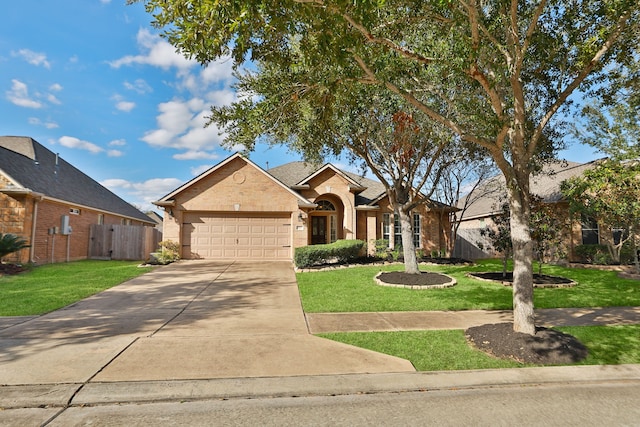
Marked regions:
[458,159,600,221]
[0,136,155,223]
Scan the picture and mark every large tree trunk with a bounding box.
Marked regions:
[397,207,420,274]
[506,184,536,335]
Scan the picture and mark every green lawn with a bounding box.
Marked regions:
[319,325,640,370]
[0,260,153,316]
[303,260,640,369]
[297,259,640,312]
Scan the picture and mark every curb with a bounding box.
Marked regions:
[2,364,639,409]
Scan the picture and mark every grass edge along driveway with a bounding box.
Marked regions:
[0,260,153,316]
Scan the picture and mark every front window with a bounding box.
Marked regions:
[97,214,104,225]
[581,215,599,245]
[413,213,421,248]
[393,214,402,248]
[382,213,390,243]
[316,200,336,211]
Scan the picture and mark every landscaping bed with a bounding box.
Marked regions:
[468,271,577,288]
[466,323,588,364]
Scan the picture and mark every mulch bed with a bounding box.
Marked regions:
[0,263,26,276]
[469,271,576,288]
[377,271,452,286]
[466,323,589,365]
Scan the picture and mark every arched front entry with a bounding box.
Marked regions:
[309,196,343,245]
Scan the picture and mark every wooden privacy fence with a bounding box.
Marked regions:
[89,224,162,261]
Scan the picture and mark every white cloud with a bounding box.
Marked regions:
[49,83,63,92]
[47,93,62,105]
[58,136,104,154]
[6,79,42,108]
[190,164,214,176]
[12,49,51,69]
[109,28,195,70]
[108,139,126,146]
[101,177,184,211]
[141,98,227,157]
[28,117,59,129]
[124,79,152,94]
[173,151,219,160]
[116,100,136,112]
[107,149,124,157]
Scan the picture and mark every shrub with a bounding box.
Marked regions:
[294,240,365,268]
[575,244,611,265]
[0,233,30,262]
[150,240,181,265]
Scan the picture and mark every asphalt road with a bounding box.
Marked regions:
[37,381,639,426]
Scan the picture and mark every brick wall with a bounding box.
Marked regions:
[1,191,150,264]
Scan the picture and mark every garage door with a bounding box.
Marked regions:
[183,213,292,260]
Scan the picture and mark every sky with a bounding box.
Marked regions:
[1,1,601,213]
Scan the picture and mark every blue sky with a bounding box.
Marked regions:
[1,1,600,213]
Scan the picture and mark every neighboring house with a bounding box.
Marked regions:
[0,136,156,264]
[145,211,164,231]
[155,153,454,260]
[455,159,600,261]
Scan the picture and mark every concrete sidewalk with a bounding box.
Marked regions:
[305,306,640,333]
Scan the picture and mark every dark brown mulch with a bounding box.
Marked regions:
[466,323,589,365]
[377,271,452,286]
[0,263,26,276]
[469,271,574,285]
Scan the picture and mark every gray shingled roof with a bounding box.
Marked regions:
[0,136,154,223]
[267,161,387,205]
[458,159,599,220]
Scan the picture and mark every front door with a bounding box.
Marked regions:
[311,216,327,245]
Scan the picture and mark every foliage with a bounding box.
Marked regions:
[137,0,640,334]
[529,195,569,273]
[575,243,636,265]
[0,233,30,261]
[561,159,640,269]
[0,260,152,316]
[572,95,640,161]
[294,239,365,268]
[151,240,181,265]
[478,202,512,278]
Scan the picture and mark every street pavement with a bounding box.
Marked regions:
[0,260,639,426]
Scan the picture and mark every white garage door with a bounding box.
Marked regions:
[184,213,292,260]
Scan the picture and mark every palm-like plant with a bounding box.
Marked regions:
[0,233,30,262]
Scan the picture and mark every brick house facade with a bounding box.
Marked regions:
[155,153,454,260]
[0,136,155,264]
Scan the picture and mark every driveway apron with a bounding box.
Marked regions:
[0,261,413,385]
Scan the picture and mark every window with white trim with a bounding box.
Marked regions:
[97,214,104,225]
[393,214,402,247]
[581,215,599,245]
[413,213,421,248]
[382,213,390,243]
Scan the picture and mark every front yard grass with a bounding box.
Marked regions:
[0,260,153,316]
[297,259,640,312]
[319,325,640,370]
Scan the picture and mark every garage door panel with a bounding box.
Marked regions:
[186,213,291,260]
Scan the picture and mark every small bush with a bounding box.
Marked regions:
[575,244,611,264]
[295,240,365,268]
[150,240,181,265]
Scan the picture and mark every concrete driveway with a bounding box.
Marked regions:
[0,261,413,386]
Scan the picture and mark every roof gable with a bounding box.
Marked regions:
[156,153,315,207]
[0,136,154,223]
